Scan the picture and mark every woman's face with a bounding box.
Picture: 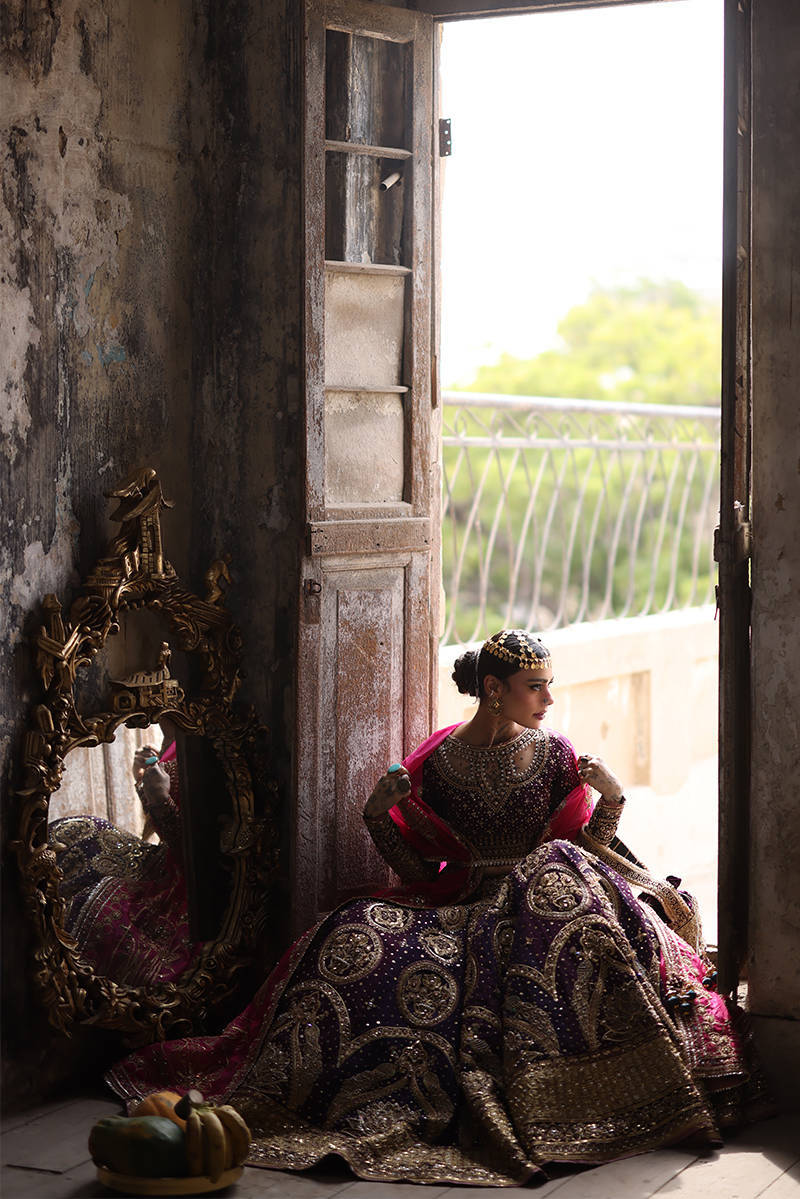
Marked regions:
[487,666,555,728]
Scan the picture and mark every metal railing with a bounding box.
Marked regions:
[441,392,721,646]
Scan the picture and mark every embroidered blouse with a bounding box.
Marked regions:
[365,728,623,884]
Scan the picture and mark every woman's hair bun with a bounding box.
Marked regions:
[452,649,479,696]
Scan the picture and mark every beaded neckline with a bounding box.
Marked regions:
[432,727,550,811]
[445,727,532,751]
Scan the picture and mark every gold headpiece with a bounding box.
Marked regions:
[481,629,552,672]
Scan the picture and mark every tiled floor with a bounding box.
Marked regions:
[1,1094,798,1198]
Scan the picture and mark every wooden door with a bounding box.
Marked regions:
[717,0,752,994]
[295,0,437,932]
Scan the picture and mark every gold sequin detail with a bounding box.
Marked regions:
[418,929,461,965]
[526,863,593,919]
[366,903,415,933]
[397,962,459,1027]
[434,728,550,810]
[318,924,383,984]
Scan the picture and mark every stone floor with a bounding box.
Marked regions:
[1,1093,798,1198]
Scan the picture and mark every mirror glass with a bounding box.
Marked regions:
[45,608,231,990]
[47,722,198,989]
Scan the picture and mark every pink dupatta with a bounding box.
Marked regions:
[375,724,593,903]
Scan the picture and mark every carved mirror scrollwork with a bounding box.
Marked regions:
[12,468,278,1044]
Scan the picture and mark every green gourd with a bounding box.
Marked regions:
[88,1115,188,1177]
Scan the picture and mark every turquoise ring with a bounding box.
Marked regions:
[144,755,159,766]
[387,763,403,773]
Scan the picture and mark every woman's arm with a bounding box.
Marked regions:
[363,769,440,883]
[138,763,183,861]
[577,753,627,846]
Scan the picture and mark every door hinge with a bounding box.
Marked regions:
[303,578,322,596]
[438,118,452,157]
[713,503,752,566]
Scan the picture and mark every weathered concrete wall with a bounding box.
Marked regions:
[748,0,800,1097]
[1,0,303,1107]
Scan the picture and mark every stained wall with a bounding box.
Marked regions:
[0,0,302,1106]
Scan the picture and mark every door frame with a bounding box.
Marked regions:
[424,0,752,988]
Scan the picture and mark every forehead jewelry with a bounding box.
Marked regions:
[481,629,552,672]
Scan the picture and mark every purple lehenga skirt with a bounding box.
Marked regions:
[107,839,762,1186]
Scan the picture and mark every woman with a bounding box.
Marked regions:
[50,735,194,987]
[107,630,760,1186]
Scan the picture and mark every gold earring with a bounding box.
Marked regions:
[489,695,502,714]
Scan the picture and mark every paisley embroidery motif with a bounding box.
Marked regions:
[464,951,478,1001]
[397,962,459,1026]
[318,924,383,984]
[437,905,467,932]
[526,864,593,919]
[492,918,515,970]
[418,929,460,965]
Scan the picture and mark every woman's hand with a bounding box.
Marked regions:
[133,745,160,786]
[363,766,411,819]
[140,762,171,808]
[577,754,624,802]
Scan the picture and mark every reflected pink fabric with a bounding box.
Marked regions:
[59,740,197,987]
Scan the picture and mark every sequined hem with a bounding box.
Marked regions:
[243,1096,541,1187]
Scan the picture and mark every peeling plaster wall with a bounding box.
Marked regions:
[748,0,800,1089]
[0,0,303,1106]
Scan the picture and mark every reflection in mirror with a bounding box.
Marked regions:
[15,467,275,1040]
[48,725,153,836]
[47,723,197,989]
[73,606,189,718]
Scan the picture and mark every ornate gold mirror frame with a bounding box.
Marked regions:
[11,468,278,1044]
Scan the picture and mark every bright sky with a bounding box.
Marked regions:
[439,0,724,385]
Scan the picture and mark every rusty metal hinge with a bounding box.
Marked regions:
[438,118,452,157]
[713,503,752,566]
[303,579,322,596]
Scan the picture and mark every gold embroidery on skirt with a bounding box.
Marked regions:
[317,924,383,984]
[365,902,415,933]
[326,1041,455,1138]
[417,929,461,965]
[397,962,459,1026]
[492,918,514,969]
[506,1035,716,1160]
[526,864,593,919]
[437,905,467,932]
[504,994,561,1060]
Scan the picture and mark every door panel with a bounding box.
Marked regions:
[325,563,406,899]
[296,0,436,932]
[717,0,752,994]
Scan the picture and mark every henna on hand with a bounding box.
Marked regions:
[577,754,624,802]
[363,767,411,820]
[140,762,172,806]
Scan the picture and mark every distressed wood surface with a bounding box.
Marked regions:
[325,139,412,158]
[717,0,752,995]
[326,261,411,274]
[309,518,431,555]
[296,0,436,926]
[331,575,404,897]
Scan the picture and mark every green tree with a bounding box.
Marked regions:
[457,279,720,406]
[442,281,720,642]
